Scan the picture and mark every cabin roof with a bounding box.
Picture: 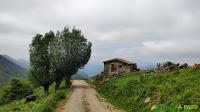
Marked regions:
[103,58,134,65]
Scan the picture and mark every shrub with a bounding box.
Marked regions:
[0,77,33,104]
[0,80,70,112]
[32,102,53,112]
[54,90,66,101]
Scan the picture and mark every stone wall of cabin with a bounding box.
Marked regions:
[104,61,132,76]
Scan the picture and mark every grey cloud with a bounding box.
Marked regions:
[0,0,200,68]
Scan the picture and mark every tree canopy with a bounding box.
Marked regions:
[29,27,92,93]
[50,27,92,88]
[29,31,55,94]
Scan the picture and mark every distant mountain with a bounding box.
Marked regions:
[3,55,29,69]
[0,55,28,87]
[81,62,103,77]
[72,71,90,80]
[17,59,30,69]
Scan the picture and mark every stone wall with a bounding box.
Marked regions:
[104,61,132,76]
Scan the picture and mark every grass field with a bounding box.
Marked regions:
[90,68,200,112]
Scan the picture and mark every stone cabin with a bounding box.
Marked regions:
[103,58,138,76]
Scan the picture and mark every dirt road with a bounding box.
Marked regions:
[57,80,122,112]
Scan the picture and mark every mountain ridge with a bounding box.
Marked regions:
[0,55,28,87]
[2,55,29,69]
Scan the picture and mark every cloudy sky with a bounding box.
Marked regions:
[0,0,200,74]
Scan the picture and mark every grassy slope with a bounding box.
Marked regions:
[0,83,71,112]
[91,69,200,112]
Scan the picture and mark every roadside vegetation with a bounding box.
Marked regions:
[0,26,91,112]
[0,77,33,105]
[90,68,200,112]
[0,77,70,112]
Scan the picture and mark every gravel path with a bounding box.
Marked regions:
[57,80,122,112]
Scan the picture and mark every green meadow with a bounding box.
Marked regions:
[90,68,200,112]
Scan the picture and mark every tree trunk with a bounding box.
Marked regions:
[55,81,61,91]
[44,84,49,95]
[64,75,71,88]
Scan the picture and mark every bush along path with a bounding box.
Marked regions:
[0,78,71,112]
[56,80,123,112]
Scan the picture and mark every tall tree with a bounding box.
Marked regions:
[29,31,55,95]
[51,27,92,88]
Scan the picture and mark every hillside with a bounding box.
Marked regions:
[90,68,200,112]
[16,59,29,69]
[0,55,28,87]
[3,55,29,69]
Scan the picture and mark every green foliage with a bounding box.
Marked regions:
[91,68,200,112]
[29,32,55,94]
[0,82,70,112]
[29,27,92,92]
[0,77,33,105]
[50,27,92,88]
